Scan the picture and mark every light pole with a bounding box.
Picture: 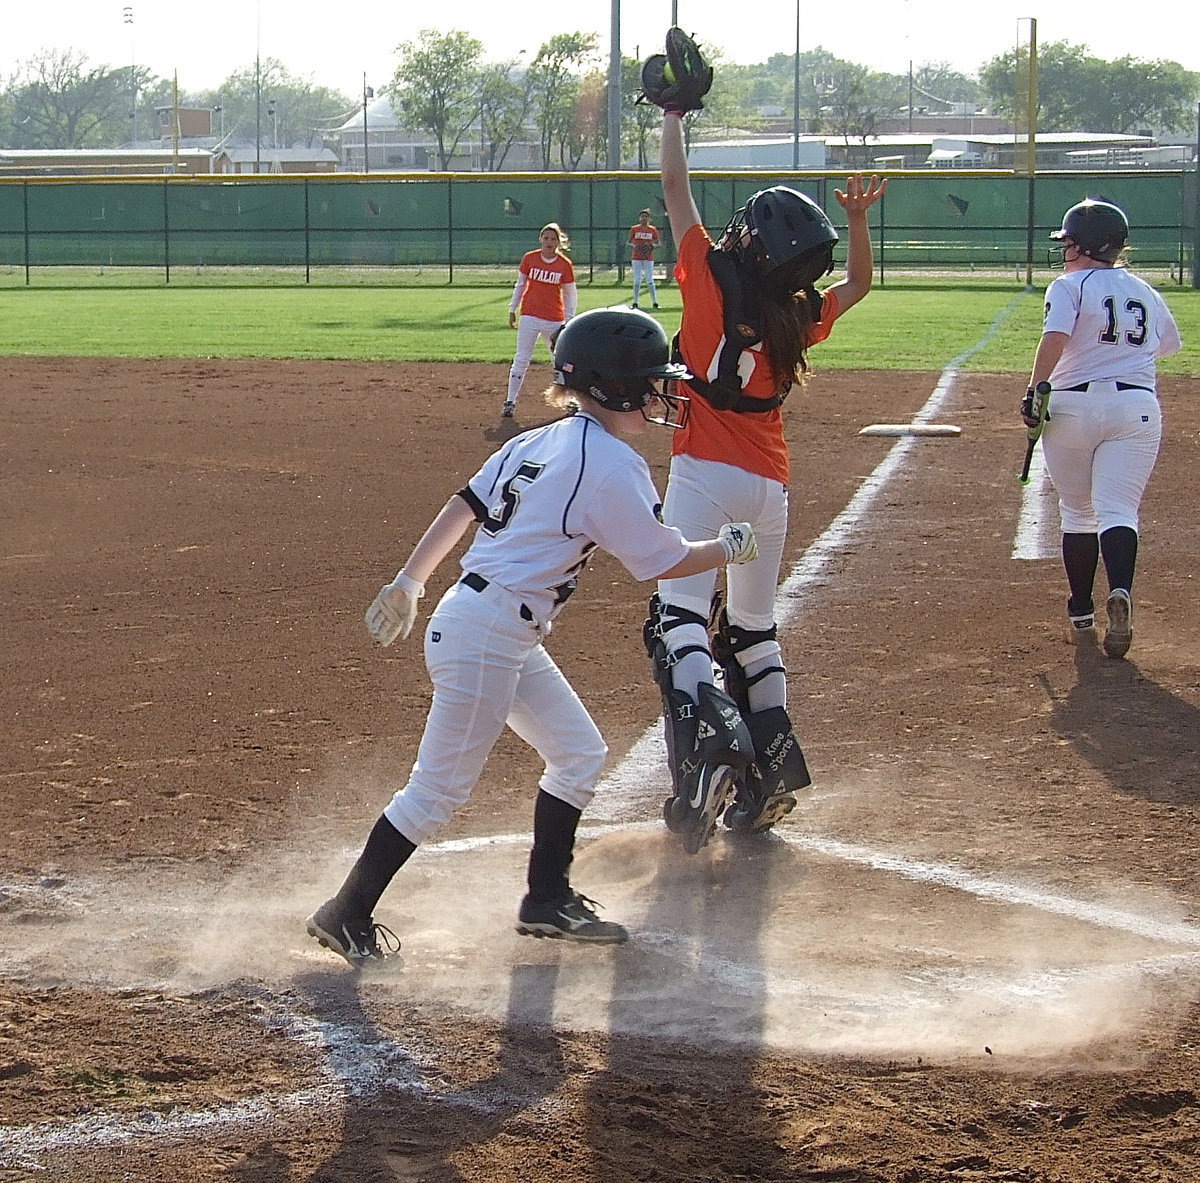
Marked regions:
[792,0,800,168]
[255,55,262,170]
[254,0,262,170]
[362,75,374,173]
[123,6,136,144]
[606,0,620,168]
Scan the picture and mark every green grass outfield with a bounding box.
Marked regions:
[0,283,1196,376]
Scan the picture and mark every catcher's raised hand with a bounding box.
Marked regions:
[365,571,425,647]
[834,174,888,214]
[639,27,713,114]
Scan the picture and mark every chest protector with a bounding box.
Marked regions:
[673,249,823,414]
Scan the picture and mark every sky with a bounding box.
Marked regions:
[2,0,1196,97]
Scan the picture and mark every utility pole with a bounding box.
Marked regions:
[792,0,800,169]
[123,7,137,145]
[606,0,621,168]
[362,75,374,173]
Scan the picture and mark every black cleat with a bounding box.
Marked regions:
[516,891,628,944]
[667,762,739,854]
[306,898,401,968]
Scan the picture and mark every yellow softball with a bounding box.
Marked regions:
[663,62,676,84]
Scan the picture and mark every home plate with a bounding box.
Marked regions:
[858,423,962,437]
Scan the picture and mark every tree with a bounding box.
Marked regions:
[1091,57,1200,134]
[912,63,979,107]
[817,64,896,166]
[979,41,1199,134]
[477,60,530,171]
[527,33,599,170]
[191,60,351,153]
[560,69,606,170]
[622,56,660,169]
[6,50,134,148]
[390,29,484,171]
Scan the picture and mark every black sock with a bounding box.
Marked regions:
[1062,532,1099,614]
[526,791,581,902]
[333,814,416,919]
[1100,526,1138,594]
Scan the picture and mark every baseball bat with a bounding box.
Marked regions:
[1018,381,1052,485]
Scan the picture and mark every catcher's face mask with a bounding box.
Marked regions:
[641,382,690,430]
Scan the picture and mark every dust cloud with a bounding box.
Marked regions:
[2,819,1196,1070]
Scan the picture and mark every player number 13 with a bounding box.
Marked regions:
[1098,295,1148,347]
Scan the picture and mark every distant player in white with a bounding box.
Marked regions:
[307,307,759,965]
[1025,198,1182,658]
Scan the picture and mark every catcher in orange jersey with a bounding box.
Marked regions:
[503,223,577,419]
[628,209,661,309]
[639,28,887,852]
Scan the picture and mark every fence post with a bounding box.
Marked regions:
[22,180,30,286]
[1024,174,1036,288]
[1192,103,1199,289]
[877,181,885,287]
[448,177,454,285]
[304,178,311,284]
[163,178,171,285]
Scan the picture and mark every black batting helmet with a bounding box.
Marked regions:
[730,186,839,294]
[553,307,689,411]
[1050,199,1129,262]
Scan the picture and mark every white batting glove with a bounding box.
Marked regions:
[718,522,758,565]
[364,571,425,647]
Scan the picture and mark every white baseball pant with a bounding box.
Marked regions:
[1041,383,1161,534]
[382,578,607,846]
[631,259,657,306]
[507,314,563,404]
[657,454,788,629]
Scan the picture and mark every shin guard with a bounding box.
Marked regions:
[645,595,754,852]
[725,706,811,834]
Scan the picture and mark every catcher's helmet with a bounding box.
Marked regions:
[554,307,689,413]
[732,186,839,293]
[1049,199,1129,261]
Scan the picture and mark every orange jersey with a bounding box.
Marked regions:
[628,223,660,260]
[517,250,575,321]
[672,223,839,486]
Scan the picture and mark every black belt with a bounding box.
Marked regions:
[1062,381,1152,393]
[460,572,534,622]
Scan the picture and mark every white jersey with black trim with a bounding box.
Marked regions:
[1044,267,1182,392]
[458,411,690,627]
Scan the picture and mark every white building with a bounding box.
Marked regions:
[333,96,542,171]
[686,137,827,169]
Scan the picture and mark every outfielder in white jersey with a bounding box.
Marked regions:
[1026,199,1182,658]
[306,307,759,966]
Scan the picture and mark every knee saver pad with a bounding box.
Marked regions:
[663,681,754,797]
[695,682,754,772]
[745,705,811,795]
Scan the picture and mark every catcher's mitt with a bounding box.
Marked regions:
[639,27,713,113]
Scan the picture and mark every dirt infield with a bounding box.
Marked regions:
[3,356,1200,1182]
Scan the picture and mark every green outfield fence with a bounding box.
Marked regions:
[1,169,1196,286]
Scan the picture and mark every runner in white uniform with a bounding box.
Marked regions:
[1025,198,1181,658]
[307,307,759,966]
